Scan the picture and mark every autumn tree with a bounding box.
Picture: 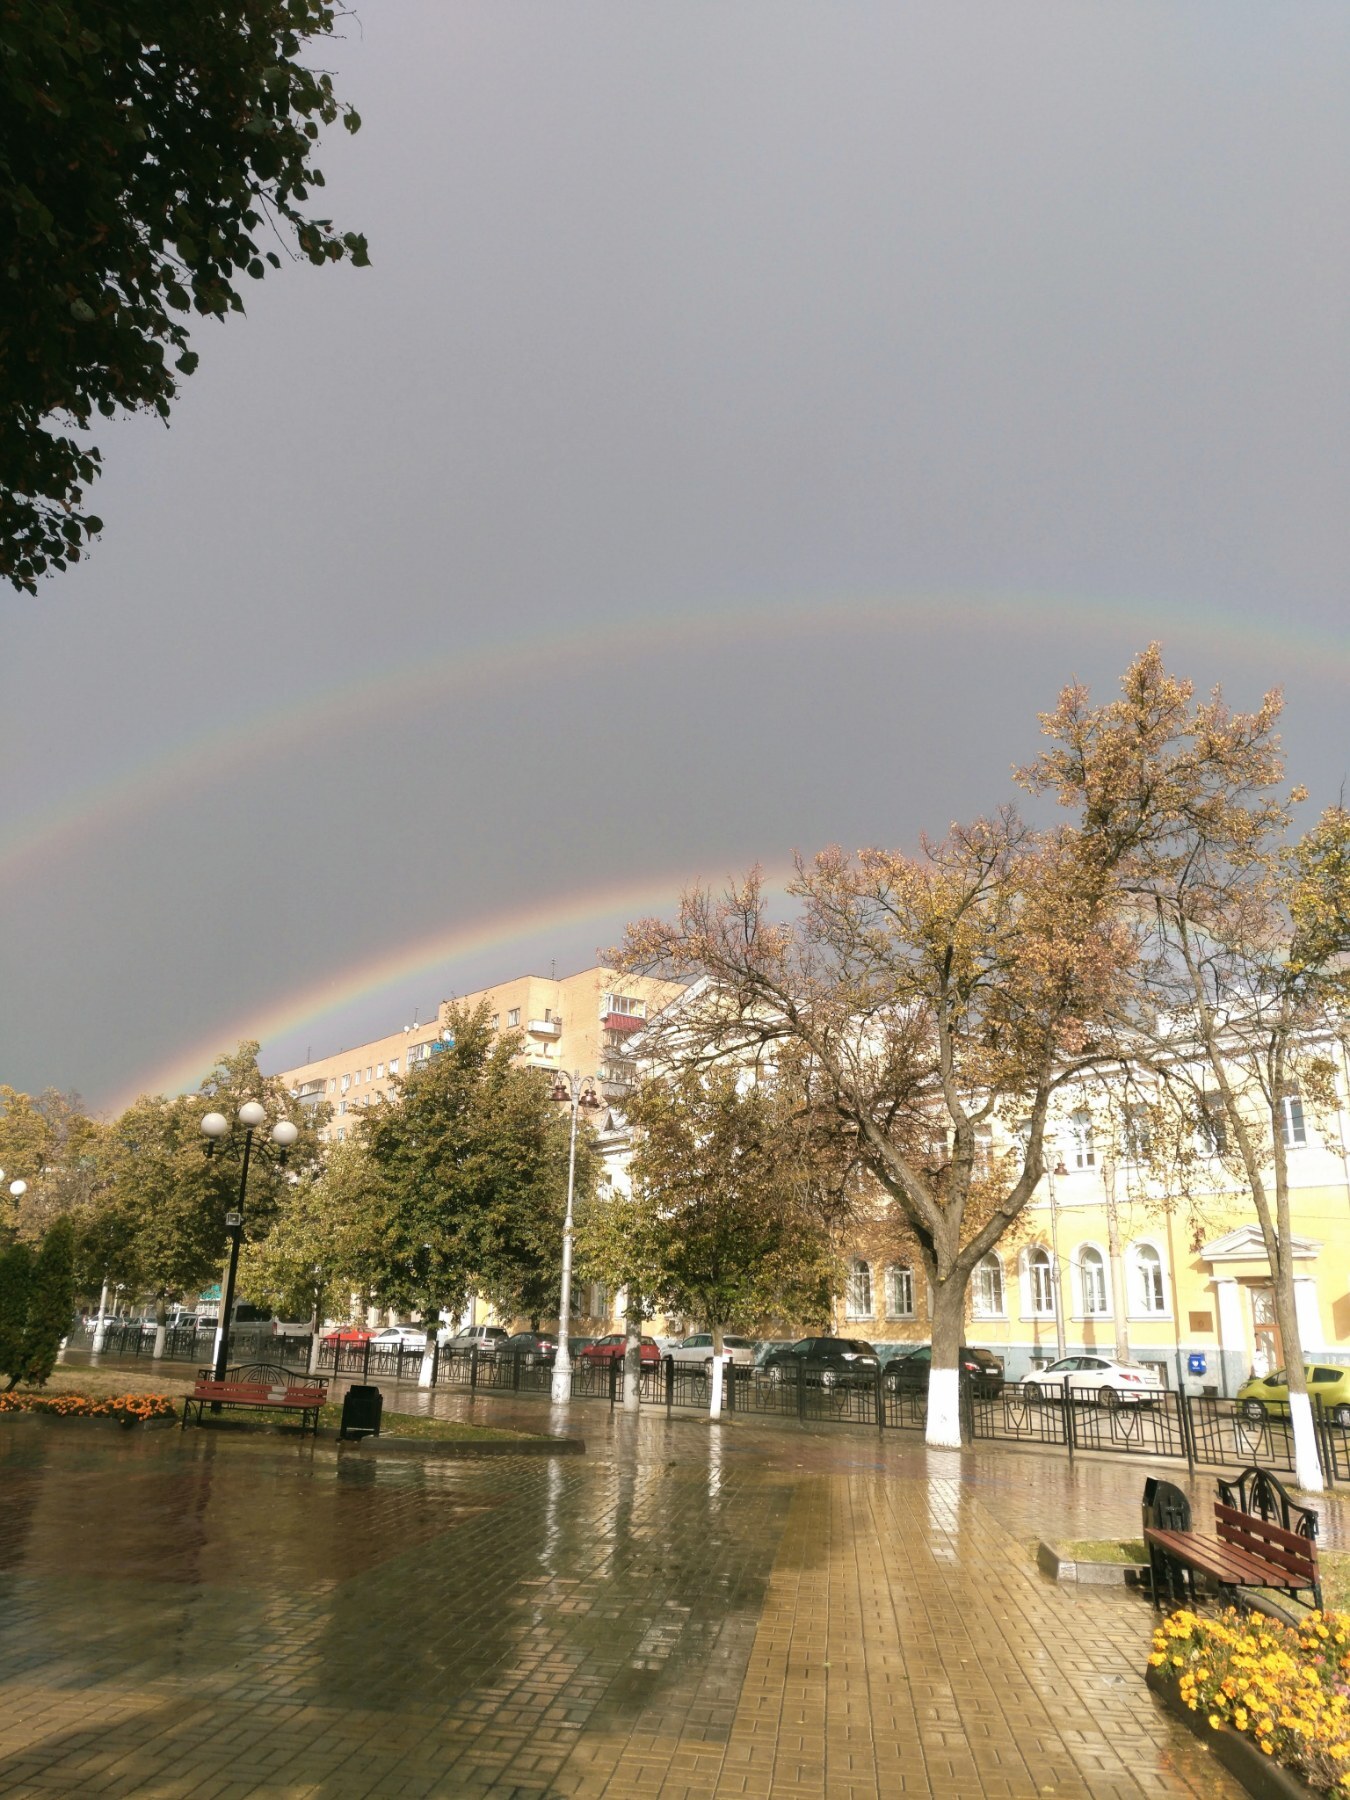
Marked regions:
[0,1087,106,1241]
[1026,650,1350,1489]
[2,0,367,594]
[97,1041,322,1356]
[354,1004,592,1386]
[239,1138,368,1374]
[621,811,1140,1446]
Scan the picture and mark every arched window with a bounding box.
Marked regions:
[885,1265,915,1319]
[845,1259,873,1319]
[1080,1245,1108,1315]
[1132,1243,1165,1314]
[972,1253,1005,1319]
[1027,1247,1055,1317]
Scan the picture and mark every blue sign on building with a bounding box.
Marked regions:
[1187,1352,1207,1376]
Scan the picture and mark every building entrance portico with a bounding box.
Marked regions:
[1200,1226,1323,1390]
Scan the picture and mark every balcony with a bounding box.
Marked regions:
[528,1018,561,1037]
[602,1012,644,1033]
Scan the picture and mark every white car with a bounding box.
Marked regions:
[1022,1355,1163,1405]
[371,1325,438,1351]
[665,1333,758,1373]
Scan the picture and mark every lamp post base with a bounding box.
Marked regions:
[550,1355,572,1405]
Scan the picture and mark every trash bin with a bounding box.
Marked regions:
[1142,1475,1191,1535]
[340,1384,383,1440]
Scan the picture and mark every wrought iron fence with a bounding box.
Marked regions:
[67,1322,1350,1483]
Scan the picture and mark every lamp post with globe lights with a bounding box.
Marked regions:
[200,1102,299,1381]
[548,1073,603,1405]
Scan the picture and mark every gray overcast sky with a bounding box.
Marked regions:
[3,1,1349,1111]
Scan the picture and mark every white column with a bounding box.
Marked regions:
[1294,1276,1323,1355]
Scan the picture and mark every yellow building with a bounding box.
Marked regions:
[833,1094,1350,1398]
[276,964,685,1142]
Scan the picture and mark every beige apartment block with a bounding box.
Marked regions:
[277,965,685,1140]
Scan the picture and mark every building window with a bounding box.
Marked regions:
[388,1057,399,1075]
[376,1063,384,1079]
[507,1008,520,1027]
[1198,1094,1227,1155]
[328,1077,336,1093]
[1280,1089,1307,1149]
[844,1260,873,1319]
[971,1254,1005,1319]
[490,1014,499,1031]
[366,1067,372,1081]
[602,992,643,1017]
[1080,1245,1108,1315]
[341,1074,351,1092]
[884,1264,915,1319]
[338,1101,347,1116]
[1027,1247,1055,1317]
[1133,1243,1166,1314]
[1121,1102,1152,1162]
[1069,1109,1095,1170]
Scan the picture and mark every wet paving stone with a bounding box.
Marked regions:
[0,1408,1259,1798]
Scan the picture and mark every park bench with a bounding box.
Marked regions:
[1145,1465,1322,1613]
[182,1364,328,1436]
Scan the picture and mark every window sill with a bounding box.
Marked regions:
[1071,1314,1114,1324]
[1127,1313,1173,1324]
[884,1315,917,1323]
[1019,1313,1056,1324]
[971,1314,1008,1324]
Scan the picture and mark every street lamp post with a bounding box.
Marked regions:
[550,1073,602,1405]
[200,1101,298,1382]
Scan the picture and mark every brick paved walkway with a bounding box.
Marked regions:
[0,1400,1265,1799]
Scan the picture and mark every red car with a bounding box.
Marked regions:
[322,1326,374,1345]
[579,1333,661,1367]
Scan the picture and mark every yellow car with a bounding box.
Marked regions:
[1236,1364,1350,1426]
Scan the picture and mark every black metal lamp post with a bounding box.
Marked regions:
[200,1101,298,1380]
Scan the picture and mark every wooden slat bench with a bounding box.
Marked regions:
[182,1369,328,1437]
[1145,1466,1322,1613]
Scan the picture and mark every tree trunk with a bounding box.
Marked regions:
[622,1295,642,1412]
[709,1322,726,1420]
[926,1271,966,1449]
[91,1277,108,1354]
[307,1283,323,1377]
[152,1291,168,1361]
[418,1322,437,1389]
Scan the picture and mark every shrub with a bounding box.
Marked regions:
[1151,1606,1350,1794]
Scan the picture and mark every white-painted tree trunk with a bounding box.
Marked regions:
[1288,1389,1325,1493]
[418,1329,437,1389]
[622,1307,642,1412]
[709,1353,725,1421]
[152,1295,167,1361]
[925,1366,961,1448]
[91,1279,108,1354]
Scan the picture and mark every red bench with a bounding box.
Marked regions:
[182,1376,327,1436]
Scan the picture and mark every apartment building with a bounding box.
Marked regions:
[277,964,686,1141]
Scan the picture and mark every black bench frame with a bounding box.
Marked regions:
[1145,1465,1321,1613]
[182,1363,329,1437]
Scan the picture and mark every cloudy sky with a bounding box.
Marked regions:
[4,1,1349,1113]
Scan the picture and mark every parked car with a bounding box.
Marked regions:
[883,1345,1004,1397]
[1237,1364,1350,1427]
[758,1337,879,1388]
[1022,1355,1163,1405]
[371,1326,435,1352]
[665,1333,758,1373]
[498,1331,559,1366]
[444,1325,510,1356]
[579,1333,662,1367]
[322,1325,374,1345]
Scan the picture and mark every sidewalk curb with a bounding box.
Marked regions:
[1146,1664,1314,1799]
[329,1431,585,1459]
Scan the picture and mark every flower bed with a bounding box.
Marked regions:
[0,1392,177,1423]
[1151,1607,1350,1795]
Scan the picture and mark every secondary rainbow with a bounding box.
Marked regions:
[7,587,1341,891]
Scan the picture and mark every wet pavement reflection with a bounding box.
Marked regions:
[0,1405,1248,1798]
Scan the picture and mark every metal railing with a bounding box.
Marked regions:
[68,1323,1350,1482]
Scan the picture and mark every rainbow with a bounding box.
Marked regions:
[6,587,1342,893]
[108,863,796,1114]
